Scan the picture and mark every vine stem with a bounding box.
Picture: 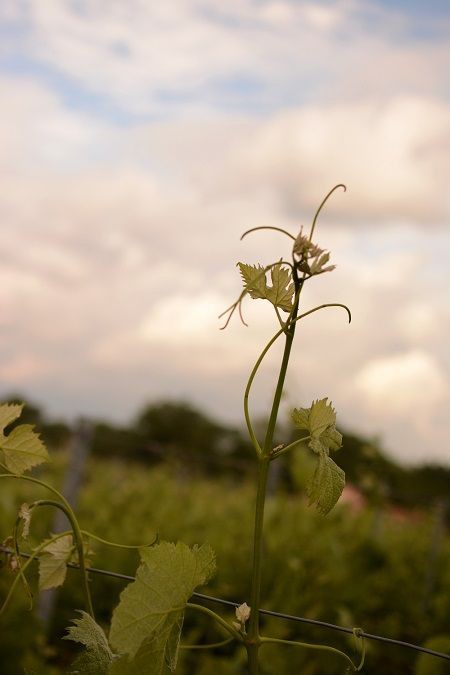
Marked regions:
[180,637,233,650]
[81,530,157,550]
[0,474,94,618]
[260,636,357,670]
[187,603,243,643]
[269,435,311,460]
[243,302,350,458]
[246,269,301,674]
[0,530,70,615]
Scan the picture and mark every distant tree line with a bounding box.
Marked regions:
[4,393,450,510]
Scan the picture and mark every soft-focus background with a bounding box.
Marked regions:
[0,1,449,673]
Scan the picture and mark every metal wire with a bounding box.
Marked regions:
[1,545,448,661]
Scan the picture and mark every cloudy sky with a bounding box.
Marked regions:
[0,0,449,465]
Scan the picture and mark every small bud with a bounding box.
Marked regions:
[235,602,251,624]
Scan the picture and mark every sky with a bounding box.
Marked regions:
[0,0,449,466]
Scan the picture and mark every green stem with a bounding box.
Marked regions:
[180,637,233,650]
[270,436,311,460]
[243,299,350,459]
[12,516,33,609]
[246,457,269,672]
[274,306,285,331]
[187,603,243,643]
[246,272,301,675]
[80,530,157,550]
[27,500,95,619]
[260,636,357,670]
[353,628,366,671]
[0,474,95,618]
[246,643,261,673]
[0,473,73,504]
[0,531,70,615]
[262,315,297,455]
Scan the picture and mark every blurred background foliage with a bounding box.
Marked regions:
[0,395,449,674]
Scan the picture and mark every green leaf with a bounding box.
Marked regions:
[238,262,294,312]
[267,265,294,312]
[38,534,74,591]
[109,542,216,673]
[291,407,310,432]
[320,425,343,452]
[307,453,345,515]
[0,403,23,435]
[238,263,268,300]
[0,424,49,475]
[64,611,114,675]
[109,627,177,675]
[309,251,336,275]
[292,399,345,513]
[308,399,337,438]
[292,399,342,454]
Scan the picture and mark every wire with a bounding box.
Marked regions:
[1,545,448,661]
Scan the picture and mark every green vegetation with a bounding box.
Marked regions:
[1,457,449,673]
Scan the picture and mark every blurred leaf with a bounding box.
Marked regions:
[64,611,113,675]
[109,542,215,673]
[307,453,345,515]
[0,424,49,475]
[38,534,74,591]
[0,403,24,434]
[414,635,450,675]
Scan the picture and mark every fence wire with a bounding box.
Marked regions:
[1,545,449,662]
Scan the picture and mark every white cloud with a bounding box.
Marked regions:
[3,0,447,115]
[353,351,449,464]
[209,96,450,224]
[355,350,447,415]
[0,78,110,172]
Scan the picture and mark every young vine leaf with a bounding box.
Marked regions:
[291,398,345,515]
[307,453,345,516]
[38,534,75,591]
[238,263,294,312]
[64,611,114,675]
[0,403,49,475]
[109,542,216,674]
[293,233,335,276]
[0,403,24,432]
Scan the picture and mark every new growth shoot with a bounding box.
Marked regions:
[219,184,357,673]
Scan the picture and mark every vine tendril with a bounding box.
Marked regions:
[309,183,346,242]
[240,226,296,242]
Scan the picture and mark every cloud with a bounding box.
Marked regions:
[3,0,449,115]
[355,350,447,414]
[207,96,450,224]
[0,78,111,173]
[353,350,449,464]
[124,95,450,225]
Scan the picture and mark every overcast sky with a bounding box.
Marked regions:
[0,0,449,465]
